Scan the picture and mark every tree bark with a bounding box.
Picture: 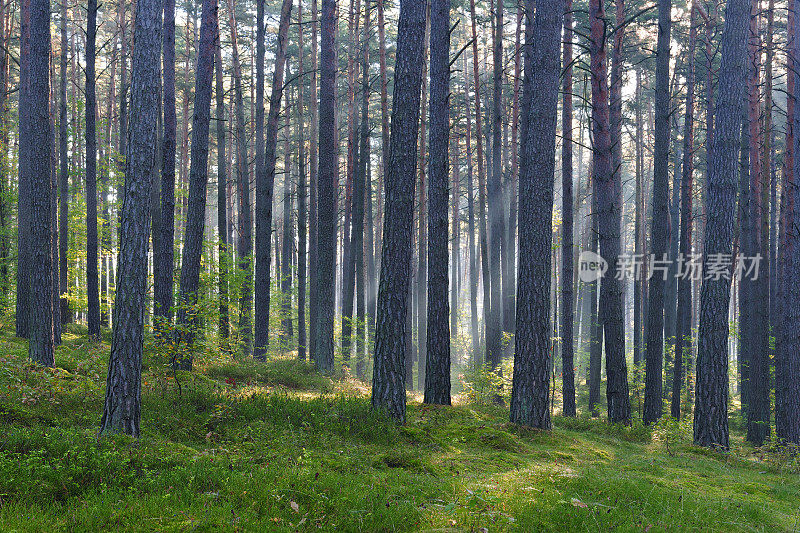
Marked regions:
[100,0,161,436]
[509,0,562,428]
[693,0,749,450]
[561,0,576,417]
[372,0,426,422]
[315,0,338,373]
[424,0,451,406]
[297,0,307,361]
[155,0,177,331]
[643,0,671,425]
[215,33,230,341]
[174,0,218,366]
[58,0,70,324]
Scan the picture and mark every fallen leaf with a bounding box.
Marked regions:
[290,501,299,513]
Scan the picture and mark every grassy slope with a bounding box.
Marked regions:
[0,327,799,532]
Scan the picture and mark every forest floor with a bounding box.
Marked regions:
[0,325,799,531]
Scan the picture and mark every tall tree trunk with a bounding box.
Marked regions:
[643,0,671,425]
[215,35,230,341]
[281,82,294,349]
[486,0,505,369]
[100,0,161,436]
[416,11,429,390]
[309,0,319,361]
[371,0,426,422]
[226,0,252,356]
[85,0,100,340]
[777,0,800,444]
[315,0,338,373]
[509,0,563,428]
[743,0,770,445]
[354,1,371,377]
[255,0,293,360]
[634,69,644,370]
[463,49,479,364]
[424,0,451,405]
[297,0,307,361]
[693,0,749,450]
[561,0,576,417]
[375,0,389,310]
[590,0,630,424]
[58,0,69,323]
[174,0,218,367]
[21,0,54,363]
[469,0,490,361]
[155,0,177,331]
[673,4,698,420]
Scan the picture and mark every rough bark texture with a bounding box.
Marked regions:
[22,0,54,364]
[174,0,217,366]
[643,0,671,425]
[561,0,576,418]
[58,0,69,323]
[486,0,505,370]
[296,0,307,361]
[509,0,562,428]
[156,0,177,330]
[371,0,426,423]
[777,0,800,444]
[315,0,338,373]
[590,0,630,424]
[424,0,451,406]
[100,0,161,436]
[85,0,100,340]
[254,0,293,360]
[308,0,319,363]
[693,0,749,450]
[215,37,229,341]
[674,4,697,420]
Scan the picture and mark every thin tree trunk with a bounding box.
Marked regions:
[174,0,218,367]
[643,0,671,425]
[155,0,177,331]
[215,34,230,341]
[297,0,307,361]
[309,0,319,361]
[416,10,429,390]
[590,0,630,424]
[58,0,69,323]
[561,0,576,417]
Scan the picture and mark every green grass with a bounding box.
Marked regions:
[1,327,799,531]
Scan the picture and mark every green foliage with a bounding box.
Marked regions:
[459,361,510,405]
[1,328,800,531]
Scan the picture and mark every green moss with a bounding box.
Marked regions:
[0,331,799,531]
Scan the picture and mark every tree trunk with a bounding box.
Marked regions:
[590,0,630,424]
[309,0,319,362]
[509,0,562,428]
[693,0,749,450]
[424,0,451,405]
[100,0,161,436]
[297,0,308,361]
[416,10,429,391]
[643,0,671,425]
[371,0,426,422]
[58,0,70,324]
[84,0,100,340]
[561,0,576,417]
[174,0,217,366]
[673,4,698,420]
[463,49,480,364]
[315,0,338,373]
[486,0,505,370]
[215,34,229,341]
[155,0,177,331]
[281,81,294,349]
